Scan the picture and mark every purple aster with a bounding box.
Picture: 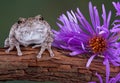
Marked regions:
[111,2,120,33]
[53,2,120,81]
[89,59,120,83]
[53,2,120,83]
[112,2,120,16]
[53,2,120,68]
[89,72,120,83]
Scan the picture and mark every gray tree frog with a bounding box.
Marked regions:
[4,15,54,58]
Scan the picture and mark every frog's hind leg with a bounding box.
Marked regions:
[37,44,46,58]
[47,42,54,57]
[15,43,22,56]
[37,31,54,58]
[36,42,54,58]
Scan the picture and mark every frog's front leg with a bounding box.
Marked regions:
[36,42,54,58]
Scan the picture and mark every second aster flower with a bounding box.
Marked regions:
[112,2,120,16]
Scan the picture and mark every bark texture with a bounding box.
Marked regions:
[0,47,119,83]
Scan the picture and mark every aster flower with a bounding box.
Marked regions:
[53,4,120,82]
[89,59,120,83]
[112,2,120,16]
[53,1,120,83]
[53,2,120,68]
[111,2,120,32]
[89,72,120,83]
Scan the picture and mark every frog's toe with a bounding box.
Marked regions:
[50,53,54,57]
[36,54,42,58]
[18,52,23,56]
[5,49,10,53]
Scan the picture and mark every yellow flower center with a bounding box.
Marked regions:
[89,36,107,53]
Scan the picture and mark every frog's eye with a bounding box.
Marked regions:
[39,16,44,20]
[17,20,23,24]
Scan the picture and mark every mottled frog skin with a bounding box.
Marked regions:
[4,15,54,58]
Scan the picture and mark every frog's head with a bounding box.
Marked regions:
[31,15,44,25]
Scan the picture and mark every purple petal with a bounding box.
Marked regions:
[113,20,120,24]
[67,10,78,24]
[110,28,120,32]
[109,78,115,83]
[107,11,111,28]
[111,24,120,32]
[89,2,96,29]
[97,26,109,38]
[112,2,118,11]
[76,8,95,35]
[114,73,120,83]
[109,73,120,83]
[103,58,110,83]
[102,4,107,28]
[108,34,120,43]
[69,50,84,56]
[110,58,120,66]
[112,2,120,16]
[94,7,100,33]
[52,29,59,34]
[81,42,86,51]
[60,45,69,50]
[112,24,120,29]
[96,73,103,83]
[89,2,100,33]
[67,37,74,45]
[60,14,71,31]
[94,6,100,27]
[56,22,63,29]
[99,31,106,35]
[86,55,96,68]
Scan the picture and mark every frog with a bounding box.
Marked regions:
[4,15,54,58]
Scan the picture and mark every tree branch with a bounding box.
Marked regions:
[0,47,119,83]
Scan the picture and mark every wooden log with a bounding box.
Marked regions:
[0,47,119,83]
